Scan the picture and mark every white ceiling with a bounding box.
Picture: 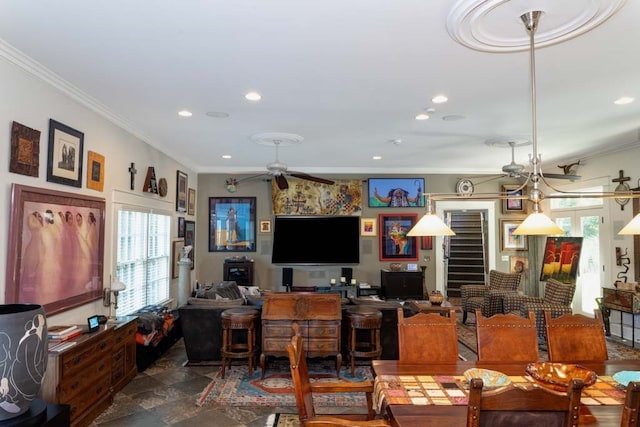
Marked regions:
[1,0,638,177]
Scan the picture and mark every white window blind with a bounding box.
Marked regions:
[115,207,171,316]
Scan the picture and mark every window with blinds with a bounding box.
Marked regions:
[115,208,171,316]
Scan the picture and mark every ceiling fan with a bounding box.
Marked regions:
[226,133,335,192]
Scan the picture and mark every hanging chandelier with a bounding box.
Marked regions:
[409,9,639,237]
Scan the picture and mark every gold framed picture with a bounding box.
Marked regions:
[188,187,196,215]
[86,151,105,191]
[360,217,377,236]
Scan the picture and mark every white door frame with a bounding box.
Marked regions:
[434,200,497,293]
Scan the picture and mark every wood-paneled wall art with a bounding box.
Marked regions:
[10,121,40,177]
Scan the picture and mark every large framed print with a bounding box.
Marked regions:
[368,178,425,207]
[5,184,105,315]
[209,197,256,252]
[378,213,418,261]
[47,119,84,187]
[500,219,528,252]
[540,236,583,284]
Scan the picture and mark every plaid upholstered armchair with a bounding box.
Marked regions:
[502,278,576,338]
[460,270,523,324]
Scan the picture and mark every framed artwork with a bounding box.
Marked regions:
[378,213,418,261]
[540,236,583,284]
[500,219,528,251]
[5,184,105,315]
[510,255,529,274]
[209,197,256,252]
[188,187,196,215]
[171,239,183,279]
[361,217,377,236]
[10,121,40,177]
[47,119,84,187]
[178,217,185,238]
[184,220,195,269]
[502,184,526,214]
[368,178,425,207]
[421,236,433,250]
[176,170,188,213]
[260,220,271,233]
[86,150,105,191]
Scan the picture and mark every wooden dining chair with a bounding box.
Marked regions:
[475,310,539,362]
[286,325,391,427]
[397,307,458,363]
[621,381,640,427]
[544,310,608,362]
[466,377,584,427]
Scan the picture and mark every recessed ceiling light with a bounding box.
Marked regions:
[206,111,230,118]
[373,156,382,160]
[221,155,232,159]
[442,114,465,121]
[614,97,634,105]
[415,113,430,120]
[245,91,262,101]
[432,95,448,103]
[390,139,403,145]
[178,110,192,117]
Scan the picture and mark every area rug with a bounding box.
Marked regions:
[197,359,372,407]
[456,318,640,360]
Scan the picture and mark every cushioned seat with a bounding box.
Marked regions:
[460,270,522,324]
[502,279,576,338]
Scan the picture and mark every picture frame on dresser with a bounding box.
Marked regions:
[378,213,418,261]
[5,184,105,315]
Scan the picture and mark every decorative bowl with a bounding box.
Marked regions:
[429,290,444,305]
[389,263,402,272]
[464,368,511,389]
[525,362,597,392]
[612,371,640,387]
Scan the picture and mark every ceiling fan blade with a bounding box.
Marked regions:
[275,174,289,190]
[542,173,581,181]
[288,171,335,185]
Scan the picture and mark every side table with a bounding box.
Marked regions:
[408,300,461,317]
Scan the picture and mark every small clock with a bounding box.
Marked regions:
[456,178,474,196]
[158,178,168,197]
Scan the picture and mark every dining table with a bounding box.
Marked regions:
[372,359,640,427]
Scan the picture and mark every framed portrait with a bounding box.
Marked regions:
[178,217,185,238]
[184,220,195,269]
[5,184,105,315]
[368,178,425,207]
[540,236,583,284]
[188,187,196,215]
[510,255,529,274]
[10,121,40,177]
[47,119,84,187]
[378,213,418,261]
[502,184,526,214]
[86,150,105,192]
[420,236,433,250]
[176,170,188,213]
[500,219,528,251]
[171,239,183,279]
[209,197,256,252]
[361,217,377,236]
[260,220,271,233]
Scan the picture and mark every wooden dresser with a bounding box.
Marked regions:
[41,316,137,426]
[260,292,342,377]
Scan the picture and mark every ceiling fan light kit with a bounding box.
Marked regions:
[409,6,640,237]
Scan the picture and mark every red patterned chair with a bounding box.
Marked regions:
[460,270,523,324]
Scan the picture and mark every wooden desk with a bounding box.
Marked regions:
[372,360,640,427]
[408,300,461,315]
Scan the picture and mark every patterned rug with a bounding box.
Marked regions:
[456,318,640,360]
[197,359,373,407]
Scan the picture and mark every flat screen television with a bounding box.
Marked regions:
[271,216,360,265]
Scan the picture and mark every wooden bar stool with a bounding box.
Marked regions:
[346,306,382,376]
[221,307,259,378]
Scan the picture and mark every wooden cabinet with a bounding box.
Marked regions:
[380,269,424,300]
[260,292,342,377]
[41,317,137,426]
[110,316,138,393]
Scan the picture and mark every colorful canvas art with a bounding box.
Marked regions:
[271,178,362,215]
[539,236,583,284]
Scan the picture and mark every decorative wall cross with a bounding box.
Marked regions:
[612,169,631,210]
[128,162,137,190]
